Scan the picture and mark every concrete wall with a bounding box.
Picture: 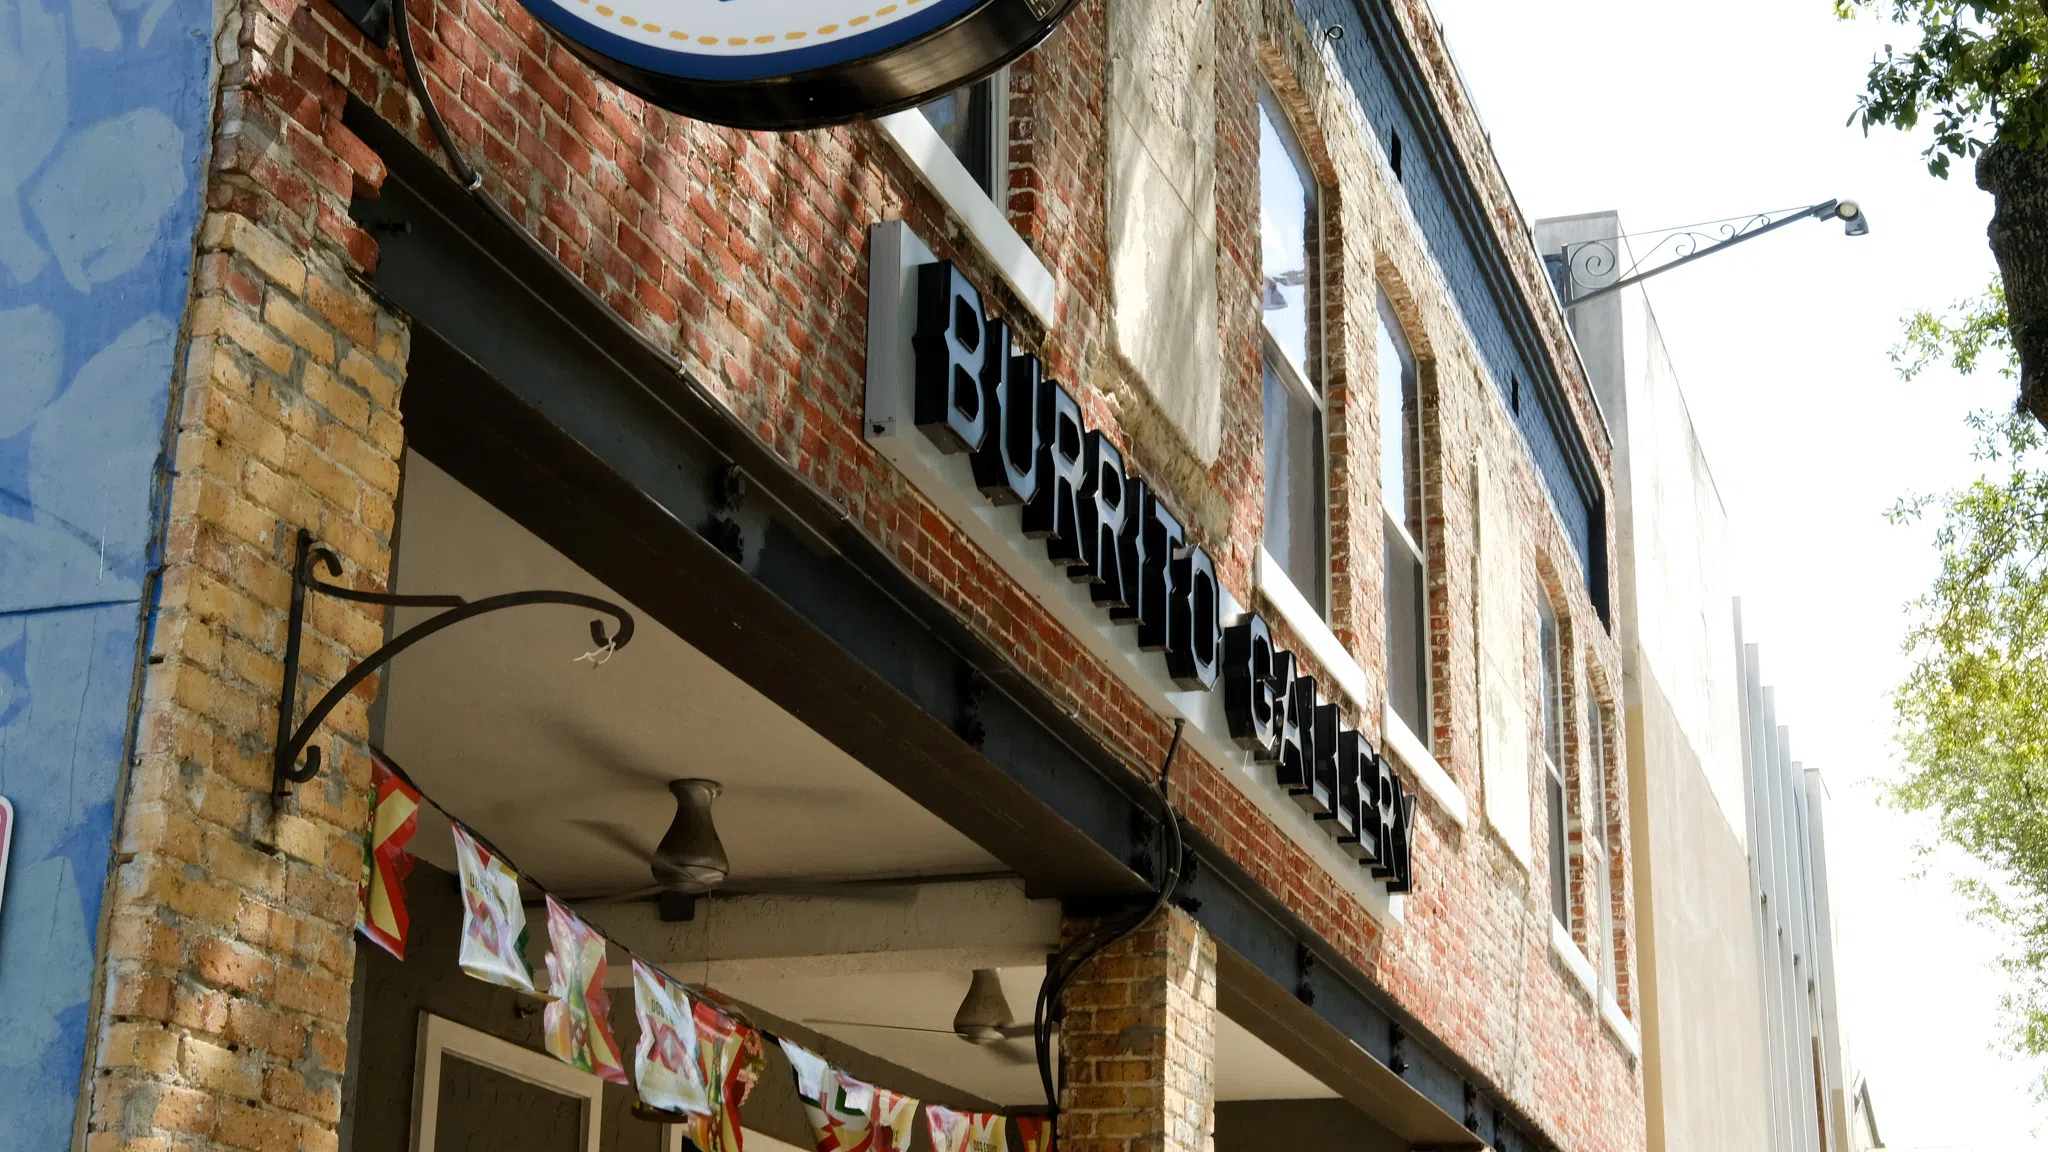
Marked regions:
[1627,673,1772,1152]
[1535,213,1771,1152]
[0,0,213,1142]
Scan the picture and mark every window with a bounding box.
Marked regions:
[919,74,1003,196]
[1539,595,1567,926]
[1258,86,1326,614]
[1585,688,1617,994]
[1380,293,1428,750]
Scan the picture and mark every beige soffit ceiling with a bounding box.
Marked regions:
[380,452,1003,897]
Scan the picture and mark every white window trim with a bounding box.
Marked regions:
[1256,548,1467,828]
[1384,504,1423,561]
[1601,992,1641,1058]
[875,101,1057,328]
[1549,915,1597,1001]
[411,1013,604,1152]
[1381,702,1464,828]
[1261,320,1320,410]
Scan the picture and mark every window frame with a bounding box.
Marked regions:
[1378,290,1430,751]
[918,70,1009,198]
[1584,684,1616,997]
[1538,594,1569,928]
[1256,82,1331,617]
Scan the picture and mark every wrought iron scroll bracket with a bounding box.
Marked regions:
[271,528,636,802]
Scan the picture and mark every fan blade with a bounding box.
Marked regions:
[998,1023,1036,1040]
[571,819,654,860]
[558,884,667,905]
[988,1041,1038,1066]
[722,871,1019,900]
[804,1019,962,1037]
[721,879,919,902]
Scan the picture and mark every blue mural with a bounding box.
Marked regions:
[0,0,213,1141]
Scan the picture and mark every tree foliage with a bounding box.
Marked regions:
[1836,0,2048,173]
[1897,282,2013,379]
[1888,295,2048,1081]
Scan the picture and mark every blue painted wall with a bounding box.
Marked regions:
[0,0,214,1142]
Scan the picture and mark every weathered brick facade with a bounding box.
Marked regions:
[79,0,1646,1147]
[93,206,406,1151]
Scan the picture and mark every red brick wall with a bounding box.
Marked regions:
[99,0,1647,1148]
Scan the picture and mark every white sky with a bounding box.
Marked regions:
[1419,0,2044,1146]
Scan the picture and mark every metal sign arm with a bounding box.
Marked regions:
[1565,199,1866,308]
[271,528,635,801]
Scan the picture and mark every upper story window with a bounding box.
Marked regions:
[1538,593,1568,926]
[920,74,1004,196]
[1380,292,1429,750]
[1585,686,1618,996]
[1258,86,1326,615]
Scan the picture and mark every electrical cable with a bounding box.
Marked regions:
[390,0,482,194]
[1030,718,1186,1151]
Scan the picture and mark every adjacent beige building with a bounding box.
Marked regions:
[1537,212,1876,1152]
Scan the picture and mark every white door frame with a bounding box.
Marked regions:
[410,1012,605,1152]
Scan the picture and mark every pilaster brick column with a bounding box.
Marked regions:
[1058,908,1218,1152]
[83,204,407,1152]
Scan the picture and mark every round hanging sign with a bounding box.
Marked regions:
[519,0,1080,130]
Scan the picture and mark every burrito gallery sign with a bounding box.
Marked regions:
[517,0,1081,130]
[865,225,1416,898]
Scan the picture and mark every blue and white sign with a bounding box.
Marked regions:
[520,0,1079,129]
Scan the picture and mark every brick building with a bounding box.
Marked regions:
[0,0,1647,1150]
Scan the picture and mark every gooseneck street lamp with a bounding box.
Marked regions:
[1559,198,1870,308]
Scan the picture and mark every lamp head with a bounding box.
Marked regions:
[1835,199,1870,237]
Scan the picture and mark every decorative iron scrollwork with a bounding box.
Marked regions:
[272,529,635,801]
[1559,209,1785,302]
[1556,199,1863,308]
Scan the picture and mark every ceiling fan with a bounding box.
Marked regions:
[572,780,1012,921]
[804,969,1040,1066]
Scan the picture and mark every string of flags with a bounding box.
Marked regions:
[357,751,1043,1152]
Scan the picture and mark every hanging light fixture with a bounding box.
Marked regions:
[652,779,729,893]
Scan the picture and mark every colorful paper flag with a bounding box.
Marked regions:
[543,895,629,1084]
[779,1039,882,1152]
[451,823,537,993]
[925,1105,970,1152]
[872,1089,920,1152]
[633,958,712,1116]
[679,1000,766,1152]
[1014,1117,1049,1152]
[356,755,421,959]
[925,1106,1007,1152]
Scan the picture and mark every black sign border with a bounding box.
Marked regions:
[539,0,1083,131]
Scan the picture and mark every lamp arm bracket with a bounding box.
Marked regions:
[1563,199,1843,309]
[271,528,636,801]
